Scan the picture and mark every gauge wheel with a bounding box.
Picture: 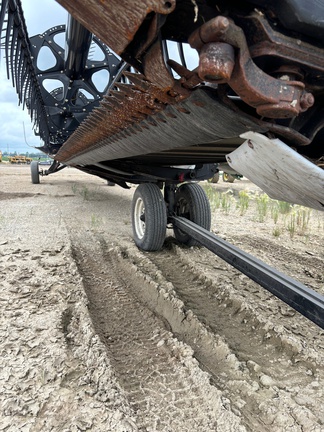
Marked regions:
[30,161,40,184]
[223,172,235,183]
[173,183,211,247]
[132,183,167,251]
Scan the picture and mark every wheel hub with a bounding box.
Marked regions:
[134,197,146,239]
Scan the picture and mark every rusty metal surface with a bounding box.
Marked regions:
[143,40,175,90]
[55,66,309,165]
[189,16,314,119]
[55,73,181,163]
[216,85,311,147]
[2,0,323,171]
[198,42,235,82]
[55,84,265,166]
[245,13,324,76]
[55,0,175,56]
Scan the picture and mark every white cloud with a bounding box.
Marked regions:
[23,0,67,37]
[0,66,42,154]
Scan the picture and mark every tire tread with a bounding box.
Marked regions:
[132,183,167,251]
[174,183,211,247]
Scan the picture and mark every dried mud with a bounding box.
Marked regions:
[0,164,323,431]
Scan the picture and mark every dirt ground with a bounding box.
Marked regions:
[0,164,323,432]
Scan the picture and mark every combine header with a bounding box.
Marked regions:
[0,0,323,328]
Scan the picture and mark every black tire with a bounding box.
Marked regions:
[173,183,211,247]
[222,172,235,183]
[30,161,40,184]
[207,172,220,183]
[132,183,167,251]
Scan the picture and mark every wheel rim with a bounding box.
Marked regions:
[176,197,190,219]
[173,183,211,246]
[134,197,145,239]
[175,196,191,238]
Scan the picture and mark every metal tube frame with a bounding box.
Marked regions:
[172,216,324,330]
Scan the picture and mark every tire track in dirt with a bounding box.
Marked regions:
[230,235,324,290]
[106,239,323,432]
[180,239,324,356]
[70,232,245,432]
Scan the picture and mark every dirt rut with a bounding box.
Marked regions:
[71,232,245,431]
[70,231,323,432]
[1,166,323,431]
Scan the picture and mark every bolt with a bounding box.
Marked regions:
[227,156,232,163]
[220,17,230,29]
[248,140,254,149]
[300,92,315,111]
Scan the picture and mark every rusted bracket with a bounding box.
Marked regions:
[245,13,324,75]
[55,0,176,56]
[189,16,314,118]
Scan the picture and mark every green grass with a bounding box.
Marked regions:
[71,183,78,195]
[204,182,318,240]
[71,183,91,201]
[277,200,292,215]
[80,185,90,201]
[272,226,281,237]
[90,214,102,230]
[221,190,234,214]
[237,190,250,216]
[256,193,269,222]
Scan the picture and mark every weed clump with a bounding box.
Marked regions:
[256,193,269,222]
[203,181,318,240]
[237,190,250,216]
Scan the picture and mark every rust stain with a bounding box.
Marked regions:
[55,73,189,163]
[189,16,314,119]
[57,0,175,56]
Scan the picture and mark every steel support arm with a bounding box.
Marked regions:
[65,14,92,79]
[172,216,324,330]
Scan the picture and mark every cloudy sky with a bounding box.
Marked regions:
[0,0,67,154]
